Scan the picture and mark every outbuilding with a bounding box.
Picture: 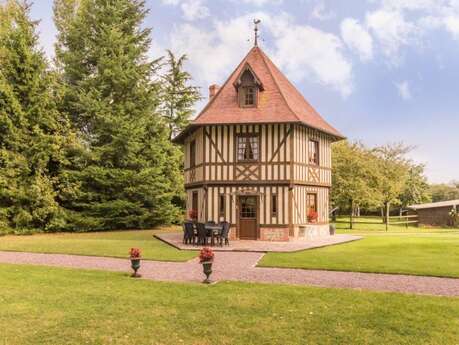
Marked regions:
[408,200,459,227]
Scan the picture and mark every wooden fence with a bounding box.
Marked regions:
[334,214,419,231]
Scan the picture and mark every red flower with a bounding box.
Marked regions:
[189,209,198,220]
[129,248,141,258]
[199,247,214,263]
[307,209,318,223]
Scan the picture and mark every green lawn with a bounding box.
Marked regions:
[260,231,459,278]
[0,227,195,262]
[0,264,458,345]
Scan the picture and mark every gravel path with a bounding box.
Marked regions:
[1,251,458,297]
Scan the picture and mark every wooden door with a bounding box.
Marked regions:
[238,196,258,240]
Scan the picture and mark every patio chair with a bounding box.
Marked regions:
[219,221,230,246]
[196,222,208,246]
[183,222,195,245]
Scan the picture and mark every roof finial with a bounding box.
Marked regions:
[253,19,261,47]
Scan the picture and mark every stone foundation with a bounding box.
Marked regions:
[228,225,329,241]
[229,227,237,240]
[293,224,330,241]
[259,227,289,242]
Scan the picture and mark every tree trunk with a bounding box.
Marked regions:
[385,201,390,232]
[349,199,354,230]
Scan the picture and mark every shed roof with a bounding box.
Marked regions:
[173,46,344,143]
[408,200,459,210]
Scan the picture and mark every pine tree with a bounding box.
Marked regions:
[54,0,183,230]
[159,50,201,139]
[0,0,68,232]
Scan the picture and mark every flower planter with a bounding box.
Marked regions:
[202,261,213,284]
[130,257,141,278]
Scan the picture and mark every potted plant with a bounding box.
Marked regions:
[199,247,214,284]
[307,209,318,223]
[129,248,142,278]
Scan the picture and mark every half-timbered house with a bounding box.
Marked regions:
[173,44,344,241]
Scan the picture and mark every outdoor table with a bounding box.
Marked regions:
[205,225,223,246]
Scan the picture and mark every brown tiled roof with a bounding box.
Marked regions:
[174,46,344,143]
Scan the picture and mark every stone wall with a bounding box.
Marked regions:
[260,227,289,242]
[293,224,330,241]
[229,224,330,241]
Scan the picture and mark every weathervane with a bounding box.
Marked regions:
[253,19,261,46]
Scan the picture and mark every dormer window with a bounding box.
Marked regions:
[234,65,263,109]
[240,86,256,107]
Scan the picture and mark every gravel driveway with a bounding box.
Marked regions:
[0,251,458,297]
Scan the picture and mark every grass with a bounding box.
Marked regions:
[0,227,196,262]
[260,220,459,277]
[0,264,458,345]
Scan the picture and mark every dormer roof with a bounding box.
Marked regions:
[173,46,344,143]
[233,64,264,91]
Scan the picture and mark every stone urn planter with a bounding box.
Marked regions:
[329,224,336,236]
[202,261,213,284]
[129,248,142,278]
[199,247,215,284]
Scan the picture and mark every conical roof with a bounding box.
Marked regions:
[174,46,344,142]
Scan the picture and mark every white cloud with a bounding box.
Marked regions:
[366,9,418,60]
[311,2,335,21]
[341,18,374,62]
[362,0,459,61]
[379,0,441,12]
[160,0,209,21]
[444,15,459,38]
[395,80,412,100]
[161,0,181,5]
[240,0,283,5]
[181,0,209,21]
[270,18,353,97]
[169,13,354,98]
[169,19,252,86]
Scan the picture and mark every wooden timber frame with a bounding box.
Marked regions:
[182,123,335,240]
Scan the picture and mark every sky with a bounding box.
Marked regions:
[29,0,459,183]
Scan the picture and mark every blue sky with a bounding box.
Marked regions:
[30,0,459,183]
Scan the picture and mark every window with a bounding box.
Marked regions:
[237,135,259,162]
[189,140,196,168]
[218,194,225,217]
[242,87,256,106]
[308,140,319,165]
[271,194,278,217]
[307,193,318,223]
[240,197,257,218]
[191,191,199,220]
[307,193,317,212]
[236,67,261,108]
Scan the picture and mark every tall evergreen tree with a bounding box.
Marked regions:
[54,0,183,230]
[159,50,201,139]
[0,0,68,232]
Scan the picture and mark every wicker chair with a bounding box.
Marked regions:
[219,221,230,246]
[196,223,208,246]
[183,222,195,245]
